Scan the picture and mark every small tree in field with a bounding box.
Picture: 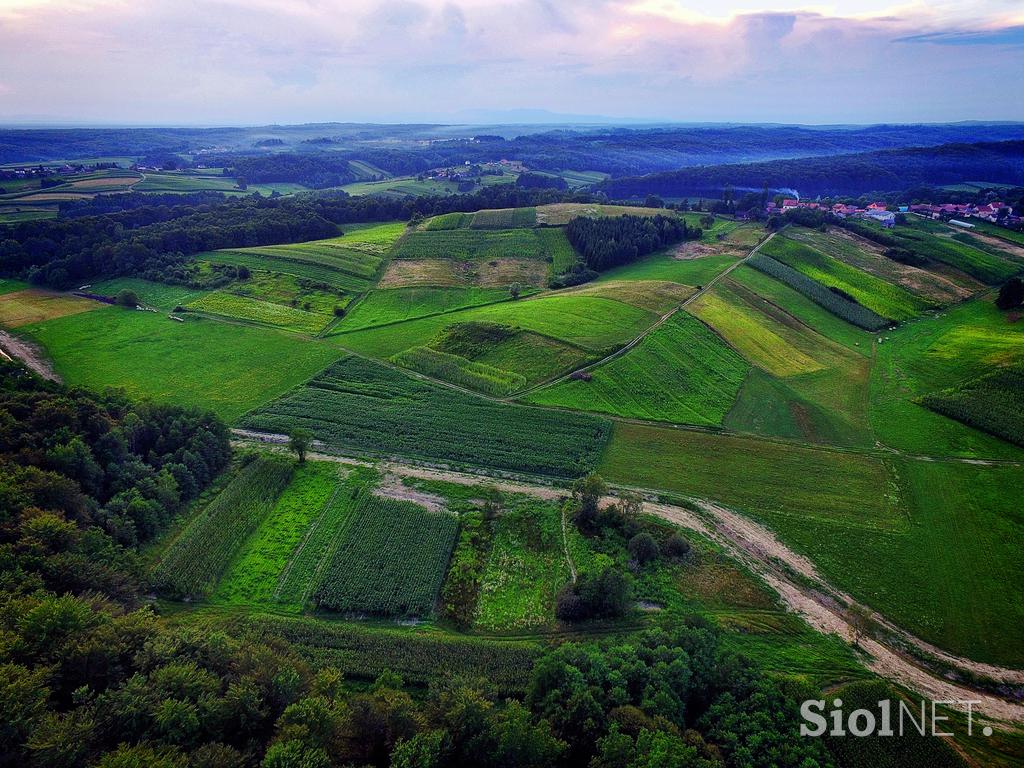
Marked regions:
[996,277,1024,310]
[509,282,522,300]
[628,532,659,566]
[288,429,312,464]
[114,289,139,308]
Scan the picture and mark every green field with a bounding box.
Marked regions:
[392,228,552,261]
[153,454,294,597]
[525,312,749,425]
[339,286,512,330]
[314,494,459,617]
[239,355,611,476]
[869,298,1024,458]
[20,306,342,421]
[878,218,1019,284]
[88,277,208,310]
[474,498,569,631]
[213,461,343,606]
[920,365,1024,447]
[594,252,738,287]
[601,423,1024,665]
[764,234,933,320]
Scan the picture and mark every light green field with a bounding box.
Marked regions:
[393,345,528,396]
[134,173,242,193]
[339,287,512,330]
[556,279,694,314]
[341,176,462,197]
[336,293,657,359]
[392,228,552,261]
[186,291,329,334]
[213,461,342,606]
[764,235,933,320]
[869,297,1024,458]
[525,312,749,425]
[19,306,342,422]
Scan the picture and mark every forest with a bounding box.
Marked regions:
[597,140,1024,198]
[565,213,698,271]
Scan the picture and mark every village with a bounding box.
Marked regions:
[769,196,1019,229]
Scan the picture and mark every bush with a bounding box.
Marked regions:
[663,533,692,560]
[114,288,140,307]
[555,567,631,622]
[628,532,659,565]
[996,277,1024,310]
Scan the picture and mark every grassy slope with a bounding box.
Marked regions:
[338,287,512,331]
[524,312,749,426]
[601,422,1024,665]
[20,307,342,422]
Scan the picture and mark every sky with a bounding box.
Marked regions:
[0,0,1022,125]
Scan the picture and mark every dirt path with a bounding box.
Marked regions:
[232,432,1024,725]
[0,330,59,380]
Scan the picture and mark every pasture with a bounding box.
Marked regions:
[239,355,611,476]
[20,306,343,421]
[186,291,331,334]
[525,312,749,425]
[339,286,512,330]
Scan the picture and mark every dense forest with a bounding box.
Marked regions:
[565,214,698,271]
[0,186,590,289]
[0,362,844,768]
[597,140,1024,198]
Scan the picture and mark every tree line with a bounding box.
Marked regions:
[0,186,597,289]
[565,213,699,272]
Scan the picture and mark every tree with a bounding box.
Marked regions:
[509,282,521,300]
[628,533,659,566]
[663,533,691,560]
[114,289,140,307]
[644,194,664,209]
[996,277,1024,310]
[571,474,607,530]
[288,429,312,464]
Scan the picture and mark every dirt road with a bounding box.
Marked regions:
[0,330,59,380]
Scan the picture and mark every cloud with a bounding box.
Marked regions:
[0,0,1021,123]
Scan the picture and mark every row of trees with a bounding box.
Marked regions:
[565,214,699,272]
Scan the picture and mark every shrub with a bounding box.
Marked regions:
[628,532,660,565]
[114,288,140,307]
[663,533,692,560]
[996,277,1024,310]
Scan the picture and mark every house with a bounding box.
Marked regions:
[867,202,887,211]
[781,198,800,211]
[864,210,896,228]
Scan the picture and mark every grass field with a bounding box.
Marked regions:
[88,278,208,310]
[379,255,548,289]
[594,251,739,287]
[556,279,694,314]
[240,355,611,476]
[20,306,343,422]
[213,461,343,606]
[314,494,459,617]
[339,286,512,330]
[474,498,569,631]
[525,312,749,425]
[786,227,973,305]
[186,290,330,334]
[879,218,1019,284]
[601,423,1024,665]
[393,345,528,396]
[920,365,1024,447]
[869,298,1024,458]
[764,235,934,320]
[337,293,657,360]
[392,228,551,261]
[534,203,675,225]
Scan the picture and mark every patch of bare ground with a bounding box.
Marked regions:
[0,330,59,380]
[373,473,447,512]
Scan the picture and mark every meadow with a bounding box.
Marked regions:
[0,288,100,327]
[525,312,749,425]
[20,305,343,421]
[186,290,330,334]
[239,355,612,476]
[391,228,551,261]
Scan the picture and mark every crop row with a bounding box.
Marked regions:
[921,365,1024,447]
[313,494,459,616]
[239,355,612,476]
[152,455,294,597]
[273,467,374,606]
[392,345,527,396]
[237,614,541,693]
[186,291,328,334]
[748,252,890,331]
[470,207,537,229]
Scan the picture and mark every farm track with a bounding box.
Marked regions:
[0,329,59,380]
[233,431,1024,725]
